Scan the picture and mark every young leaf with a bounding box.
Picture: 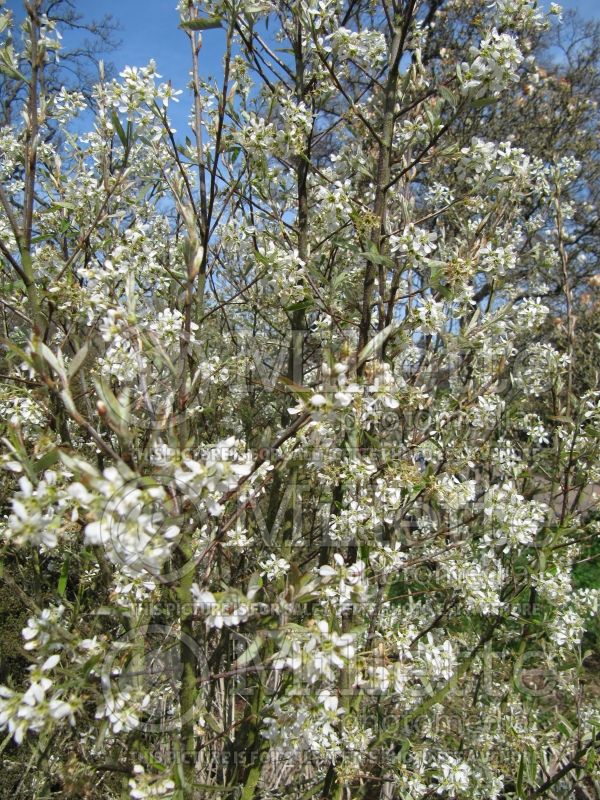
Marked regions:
[68,342,89,380]
[57,556,70,597]
[180,16,222,30]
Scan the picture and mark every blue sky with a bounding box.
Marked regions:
[54,0,598,82]
[4,0,599,135]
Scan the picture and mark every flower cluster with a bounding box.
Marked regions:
[460,29,524,98]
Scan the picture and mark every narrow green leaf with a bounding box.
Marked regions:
[59,389,77,415]
[233,633,265,668]
[357,320,401,368]
[180,16,222,30]
[471,95,498,108]
[360,250,395,268]
[111,111,128,148]
[57,556,70,597]
[0,63,26,81]
[34,448,60,475]
[68,342,89,380]
[284,298,313,313]
[39,342,64,378]
[439,85,457,107]
[516,752,525,798]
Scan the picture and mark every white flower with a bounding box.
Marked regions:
[260,554,290,581]
[435,754,471,794]
[41,655,61,671]
[460,29,523,98]
[191,586,250,629]
[310,393,328,408]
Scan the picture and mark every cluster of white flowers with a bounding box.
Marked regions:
[416,296,446,335]
[433,754,472,795]
[469,394,505,430]
[260,241,307,305]
[365,361,401,410]
[0,127,21,181]
[513,342,570,396]
[491,0,550,33]
[98,312,147,383]
[390,225,438,261]
[278,98,313,155]
[418,635,456,682]
[262,689,344,758]
[273,620,356,683]
[434,474,477,511]
[21,605,67,653]
[0,662,76,745]
[458,138,531,187]
[236,111,278,153]
[323,27,387,67]
[50,87,87,123]
[513,297,549,330]
[146,307,197,345]
[369,542,407,576]
[478,242,516,276]
[305,0,344,32]
[459,29,523,98]
[532,569,572,606]
[0,393,46,434]
[482,481,548,550]
[2,472,67,549]
[549,607,586,649]
[319,552,368,607]
[72,468,180,577]
[0,602,77,743]
[128,765,175,799]
[101,61,181,122]
[95,686,151,734]
[517,413,550,446]
[192,586,251,629]
[174,437,253,516]
[314,175,355,222]
[325,498,376,544]
[442,559,504,615]
[260,554,291,581]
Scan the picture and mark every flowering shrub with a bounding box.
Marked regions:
[0,0,599,798]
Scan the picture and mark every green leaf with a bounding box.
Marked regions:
[284,298,313,313]
[33,448,60,476]
[59,389,77,415]
[93,378,130,437]
[0,62,25,81]
[57,556,70,597]
[204,712,223,733]
[357,320,401,369]
[30,233,56,245]
[111,111,128,149]
[247,571,263,599]
[361,249,395,268]
[38,342,65,378]
[526,748,537,786]
[233,633,265,668]
[471,95,498,108]
[439,85,457,107]
[516,752,525,798]
[2,339,34,368]
[68,342,89,380]
[180,16,222,30]
[586,746,597,774]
